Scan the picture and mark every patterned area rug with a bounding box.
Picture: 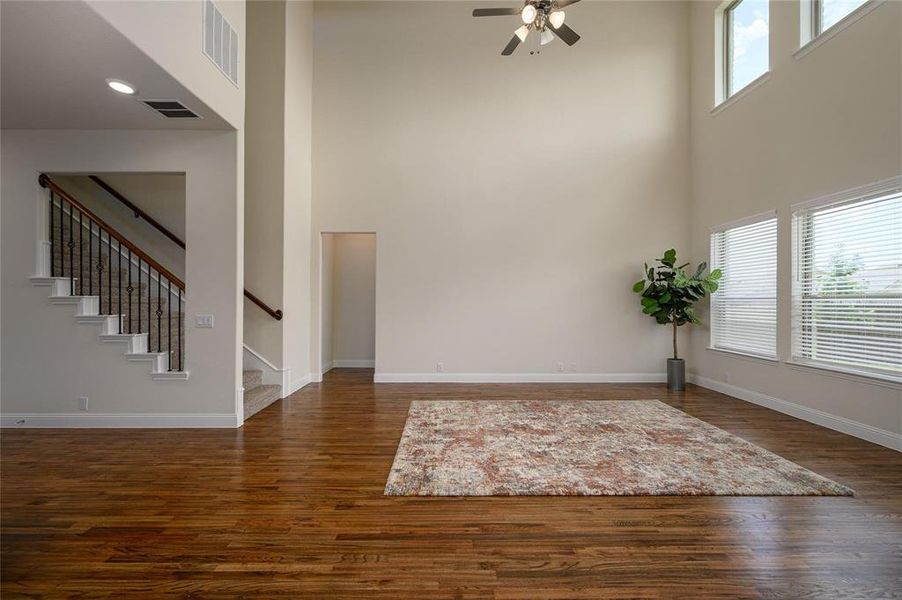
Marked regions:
[384,400,853,496]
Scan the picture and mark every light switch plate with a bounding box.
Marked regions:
[195,314,214,328]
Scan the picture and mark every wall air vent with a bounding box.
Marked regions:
[203,0,239,87]
[141,100,201,119]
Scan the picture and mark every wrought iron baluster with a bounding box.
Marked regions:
[49,192,55,277]
[178,290,182,371]
[118,241,123,334]
[156,275,162,353]
[88,220,93,297]
[167,280,172,371]
[127,248,133,334]
[137,258,142,335]
[68,201,74,295]
[148,266,152,345]
[58,191,63,281]
[107,231,112,317]
[78,211,83,295]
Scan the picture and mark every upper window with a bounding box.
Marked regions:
[710,214,778,359]
[792,181,902,381]
[723,0,770,99]
[815,0,869,35]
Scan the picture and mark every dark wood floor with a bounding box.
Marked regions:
[2,369,900,598]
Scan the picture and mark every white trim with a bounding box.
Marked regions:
[711,72,771,116]
[333,359,375,368]
[709,209,777,234]
[243,343,281,372]
[706,346,779,364]
[374,372,666,384]
[242,344,292,396]
[786,360,902,390]
[790,175,902,213]
[321,361,334,374]
[688,375,901,451]
[796,0,885,60]
[288,373,313,395]
[1,413,240,428]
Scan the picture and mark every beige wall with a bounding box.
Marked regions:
[244,0,287,365]
[331,233,376,365]
[51,174,186,280]
[320,233,335,370]
[282,0,314,391]
[687,0,902,441]
[1,129,243,424]
[243,0,313,390]
[312,0,691,379]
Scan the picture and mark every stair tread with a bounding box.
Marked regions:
[243,369,264,388]
[244,384,281,420]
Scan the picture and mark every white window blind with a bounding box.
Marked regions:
[710,214,778,358]
[792,184,902,380]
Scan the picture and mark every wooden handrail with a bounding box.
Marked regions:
[40,174,185,291]
[44,174,285,321]
[89,176,186,249]
[244,289,283,321]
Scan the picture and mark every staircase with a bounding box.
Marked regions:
[32,175,187,379]
[243,370,281,418]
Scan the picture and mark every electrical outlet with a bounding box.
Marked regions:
[78,396,89,411]
[557,361,564,372]
[436,362,444,373]
[195,314,214,328]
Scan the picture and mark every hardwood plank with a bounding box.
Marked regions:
[2,369,900,598]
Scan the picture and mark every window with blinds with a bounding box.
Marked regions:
[792,182,902,380]
[710,214,778,358]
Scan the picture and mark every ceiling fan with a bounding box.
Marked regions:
[472,0,582,56]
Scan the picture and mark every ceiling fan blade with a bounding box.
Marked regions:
[473,7,520,17]
[555,0,582,7]
[549,22,580,46]
[501,34,522,55]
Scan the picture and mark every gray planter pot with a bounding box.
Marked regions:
[667,358,685,391]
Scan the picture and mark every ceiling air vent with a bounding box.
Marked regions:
[142,100,201,119]
[203,0,239,87]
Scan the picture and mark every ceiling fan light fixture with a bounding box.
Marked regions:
[540,28,555,45]
[521,4,537,24]
[515,24,530,42]
[549,10,565,28]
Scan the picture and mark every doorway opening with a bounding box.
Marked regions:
[321,233,376,377]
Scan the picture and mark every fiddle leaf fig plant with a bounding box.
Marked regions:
[632,249,722,360]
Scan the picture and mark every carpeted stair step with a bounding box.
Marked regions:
[244,384,281,420]
[243,369,263,389]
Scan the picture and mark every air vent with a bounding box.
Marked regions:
[203,0,239,87]
[141,100,201,119]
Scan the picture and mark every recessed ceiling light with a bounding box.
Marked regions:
[106,78,137,95]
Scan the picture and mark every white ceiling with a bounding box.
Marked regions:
[1,0,231,130]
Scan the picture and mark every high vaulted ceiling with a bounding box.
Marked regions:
[1,0,231,130]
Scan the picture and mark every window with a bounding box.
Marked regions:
[792,181,902,381]
[814,0,869,35]
[710,213,778,359]
[721,0,769,100]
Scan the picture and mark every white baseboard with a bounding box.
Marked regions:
[321,361,334,373]
[288,373,313,395]
[373,372,666,384]
[333,359,375,368]
[1,413,241,428]
[688,375,901,451]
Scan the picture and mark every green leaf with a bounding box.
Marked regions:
[709,268,723,280]
[662,249,676,267]
[632,280,646,293]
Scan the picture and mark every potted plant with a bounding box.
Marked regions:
[632,249,721,391]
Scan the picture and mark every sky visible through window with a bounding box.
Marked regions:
[729,0,769,95]
[820,0,868,32]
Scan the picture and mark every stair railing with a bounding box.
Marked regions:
[88,175,283,321]
[40,174,185,371]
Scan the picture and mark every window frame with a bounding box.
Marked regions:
[709,211,780,361]
[798,0,882,53]
[715,0,771,108]
[790,176,902,385]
